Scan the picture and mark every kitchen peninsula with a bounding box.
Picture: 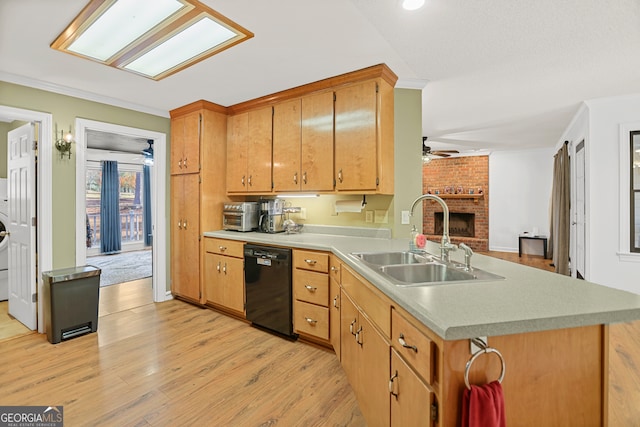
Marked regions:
[205,227,640,427]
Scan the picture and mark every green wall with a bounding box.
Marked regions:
[0,81,171,269]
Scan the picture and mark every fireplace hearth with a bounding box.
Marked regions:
[435,212,475,237]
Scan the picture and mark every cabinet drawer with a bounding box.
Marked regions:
[294,269,329,306]
[391,308,434,385]
[294,300,329,340]
[294,250,329,273]
[204,238,244,258]
[329,254,342,284]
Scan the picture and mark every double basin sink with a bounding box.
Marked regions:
[350,250,504,287]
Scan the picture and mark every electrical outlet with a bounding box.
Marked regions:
[298,207,307,220]
[365,210,373,223]
[401,210,410,225]
[374,209,388,224]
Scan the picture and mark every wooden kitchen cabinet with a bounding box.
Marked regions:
[293,249,330,342]
[272,92,334,192]
[334,77,394,194]
[390,349,435,427]
[203,237,245,316]
[227,107,273,194]
[170,174,201,303]
[170,101,228,305]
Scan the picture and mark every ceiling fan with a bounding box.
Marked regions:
[132,140,154,165]
[422,137,459,163]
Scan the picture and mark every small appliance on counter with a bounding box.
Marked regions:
[222,202,259,231]
[258,198,286,233]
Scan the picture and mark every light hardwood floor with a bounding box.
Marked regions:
[1,254,638,425]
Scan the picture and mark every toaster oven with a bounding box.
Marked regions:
[223,202,259,232]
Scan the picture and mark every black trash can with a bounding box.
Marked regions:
[42,265,101,344]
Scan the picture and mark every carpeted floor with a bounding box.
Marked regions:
[88,250,152,287]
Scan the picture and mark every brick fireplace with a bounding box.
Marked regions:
[422,156,489,251]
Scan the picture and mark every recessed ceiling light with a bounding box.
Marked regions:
[402,0,425,11]
[51,0,253,80]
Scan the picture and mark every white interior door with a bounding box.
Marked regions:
[575,140,586,279]
[7,123,36,329]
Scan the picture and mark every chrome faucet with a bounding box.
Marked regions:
[409,194,457,262]
[458,242,474,271]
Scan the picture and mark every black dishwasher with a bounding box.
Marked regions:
[244,244,296,339]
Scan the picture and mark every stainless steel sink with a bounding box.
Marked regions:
[350,250,504,286]
[350,251,434,266]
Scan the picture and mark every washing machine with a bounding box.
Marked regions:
[0,178,8,301]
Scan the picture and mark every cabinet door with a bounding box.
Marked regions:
[340,292,359,389]
[246,106,273,192]
[357,312,391,427]
[171,111,200,175]
[301,91,334,191]
[227,112,249,192]
[390,349,434,427]
[205,253,245,313]
[170,174,201,302]
[330,275,341,359]
[273,99,301,192]
[334,81,378,191]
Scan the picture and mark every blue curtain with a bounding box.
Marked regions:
[143,165,152,246]
[100,161,121,254]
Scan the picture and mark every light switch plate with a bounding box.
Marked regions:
[401,210,410,224]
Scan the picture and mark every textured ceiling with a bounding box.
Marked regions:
[1,0,639,153]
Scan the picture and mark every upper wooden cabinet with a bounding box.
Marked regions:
[273,92,335,192]
[171,111,200,175]
[227,107,273,193]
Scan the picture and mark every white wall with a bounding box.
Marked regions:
[489,148,554,253]
[582,94,640,294]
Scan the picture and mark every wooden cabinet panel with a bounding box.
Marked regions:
[301,91,334,191]
[392,308,435,385]
[341,266,390,338]
[340,292,360,389]
[273,99,302,192]
[171,111,200,175]
[330,274,341,359]
[170,174,200,302]
[293,269,329,306]
[329,254,342,283]
[294,300,329,340]
[226,112,249,192]
[334,81,378,191]
[204,237,244,258]
[391,349,434,427]
[204,252,245,314]
[293,250,329,273]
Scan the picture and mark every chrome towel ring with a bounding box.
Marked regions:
[464,338,506,390]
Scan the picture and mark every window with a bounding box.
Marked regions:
[86,163,146,250]
[631,131,640,252]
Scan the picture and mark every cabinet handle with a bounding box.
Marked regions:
[216,261,221,272]
[398,333,418,353]
[349,319,357,335]
[178,159,183,169]
[183,220,188,230]
[222,263,227,274]
[389,371,399,398]
[305,317,317,325]
[302,171,307,185]
[178,220,182,229]
[184,157,187,168]
[242,175,246,186]
[355,326,363,346]
[337,168,343,183]
[304,284,317,292]
[333,295,339,309]
[304,259,317,266]
[293,172,298,184]
[331,266,339,273]
[248,175,252,186]
[219,246,227,252]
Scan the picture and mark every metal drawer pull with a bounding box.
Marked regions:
[356,326,363,346]
[349,319,357,335]
[304,259,317,265]
[304,285,317,292]
[293,172,298,184]
[216,262,221,272]
[333,295,339,308]
[178,159,183,169]
[219,246,227,251]
[305,317,317,325]
[222,263,227,274]
[242,175,245,186]
[331,266,339,272]
[184,157,187,168]
[389,371,398,398]
[398,333,418,353]
[183,220,187,230]
[178,220,182,229]
[337,168,343,183]
[302,171,307,184]
[248,175,252,186]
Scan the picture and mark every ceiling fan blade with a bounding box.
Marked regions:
[432,150,459,154]
[433,152,451,157]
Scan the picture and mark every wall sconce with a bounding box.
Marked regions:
[55,124,74,159]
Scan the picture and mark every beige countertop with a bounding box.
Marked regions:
[204,229,640,340]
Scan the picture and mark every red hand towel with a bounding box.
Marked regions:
[462,380,506,427]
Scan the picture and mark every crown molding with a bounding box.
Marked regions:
[0,71,170,118]
[396,78,428,90]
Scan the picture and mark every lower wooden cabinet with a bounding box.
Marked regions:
[390,349,435,427]
[293,249,330,343]
[203,238,245,316]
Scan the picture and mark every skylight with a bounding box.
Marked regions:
[51,0,253,80]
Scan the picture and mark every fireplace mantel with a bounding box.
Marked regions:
[429,194,484,203]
